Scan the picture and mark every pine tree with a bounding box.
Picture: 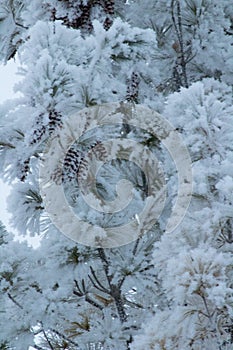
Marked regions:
[0,1,233,349]
[131,78,233,350]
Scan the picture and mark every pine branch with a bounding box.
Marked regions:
[97,248,127,323]
[88,266,109,293]
[73,279,103,310]
[73,279,84,296]
[97,247,109,266]
[171,0,189,89]
[111,288,127,323]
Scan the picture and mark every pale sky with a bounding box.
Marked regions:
[0,58,20,103]
[0,58,21,230]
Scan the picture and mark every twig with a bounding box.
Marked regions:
[42,328,55,350]
[51,328,80,347]
[7,293,23,309]
[97,248,127,323]
[73,279,103,310]
[118,276,126,289]
[171,0,189,88]
[132,237,140,256]
[88,266,109,293]
[33,345,44,350]
[85,296,104,310]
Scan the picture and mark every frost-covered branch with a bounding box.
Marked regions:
[171,0,189,89]
[97,248,127,323]
[73,279,104,310]
[88,266,110,293]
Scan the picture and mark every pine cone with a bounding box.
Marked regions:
[29,113,47,145]
[20,158,30,182]
[63,146,84,182]
[103,0,114,15]
[48,110,63,135]
[126,72,140,103]
[103,17,113,30]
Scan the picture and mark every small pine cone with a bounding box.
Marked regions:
[48,110,63,135]
[126,72,140,103]
[29,114,46,145]
[103,17,113,30]
[30,125,46,145]
[103,0,114,15]
[63,146,84,181]
[93,0,103,6]
[80,4,92,30]
[103,0,114,30]
[20,158,30,182]
[62,3,92,30]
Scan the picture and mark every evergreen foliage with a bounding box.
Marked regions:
[0,1,233,349]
